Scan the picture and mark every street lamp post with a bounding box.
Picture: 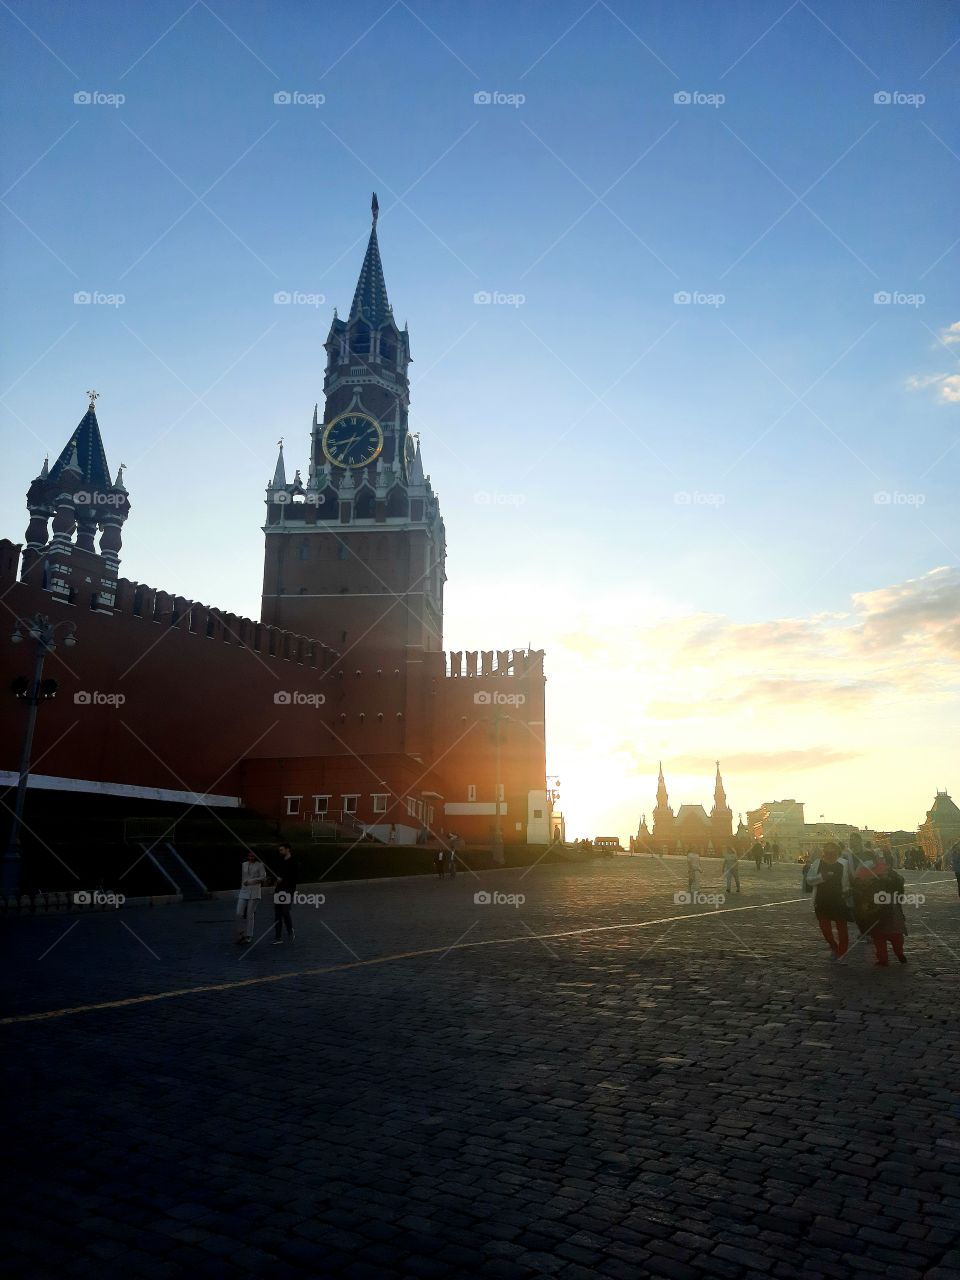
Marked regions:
[3,614,76,898]
[546,774,561,844]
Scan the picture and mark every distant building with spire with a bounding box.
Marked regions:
[646,763,735,854]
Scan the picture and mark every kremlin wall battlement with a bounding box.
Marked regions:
[445,649,544,679]
[4,539,540,687]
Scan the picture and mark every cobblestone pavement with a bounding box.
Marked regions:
[3,857,959,1279]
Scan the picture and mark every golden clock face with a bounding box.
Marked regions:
[322,411,384,468]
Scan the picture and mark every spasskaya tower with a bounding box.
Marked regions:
[260,195,446,656]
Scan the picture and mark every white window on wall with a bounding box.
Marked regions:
[285,796,302,816]
[467,784,476,802]
[406,796,417,816]
[416,800,424,820]
[427,806,434,825]
[497,783,505,802]
[372,794,387,813]
[343,794,358,814]
[313,795,330,815]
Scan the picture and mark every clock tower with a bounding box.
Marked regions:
[261,195,446,657]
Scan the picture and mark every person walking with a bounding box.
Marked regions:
[949,842,960,899]
[446,838,457,879]
[434,847,445,879]
[721,846,741,894]
[869,863,908,966]
[686,848,703,896]
[847,847,908,966]
[843,842,883,941]
[804,843,850,959]
[751,840,763,871]
[272,842,298,945]
[236,850,267,944]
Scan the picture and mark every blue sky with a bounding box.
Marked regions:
[2,1,958,835]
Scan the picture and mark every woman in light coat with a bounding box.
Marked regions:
[686,848,703,894]
[236,850,267,944]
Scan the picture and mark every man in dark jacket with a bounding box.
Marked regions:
[272,843,298,945]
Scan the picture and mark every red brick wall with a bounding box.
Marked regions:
[0,542,546,844]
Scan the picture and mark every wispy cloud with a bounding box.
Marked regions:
[907,372,960,404]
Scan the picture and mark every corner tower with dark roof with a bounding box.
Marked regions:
[21,392,130,611]
[261,195,445,656]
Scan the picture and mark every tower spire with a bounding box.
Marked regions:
[350,194,391,326]
[272,438,286,489]
[48,396,111,489]
[656,763,668,808]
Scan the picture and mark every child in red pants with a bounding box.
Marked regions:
[872,930,906,965]
[818,915,849,957]
[852,861,908,967]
